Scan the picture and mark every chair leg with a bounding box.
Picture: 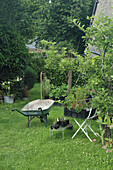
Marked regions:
[72,119,86,138]
[87,124,97,136]
[81,128,93,142]
[72,119,93,142]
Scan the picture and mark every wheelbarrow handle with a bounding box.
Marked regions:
[38,107,42,111]
[12,109,17,111]
[12,108,25,116]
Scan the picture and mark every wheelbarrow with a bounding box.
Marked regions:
[12,99,54,127]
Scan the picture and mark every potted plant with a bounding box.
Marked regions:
[1,81,15,103]
[64,86,95,119]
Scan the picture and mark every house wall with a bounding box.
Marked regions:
[89,0,113,57]
[95,0,113,17]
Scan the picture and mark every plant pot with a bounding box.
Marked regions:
[4,96,14,104]
[77,109,89,119]
[54,102,62,106]
[44,96,49,99]
[64,107,96,119]
[64,107,72,117]
[64,119,69,126]
[61,121,66,127]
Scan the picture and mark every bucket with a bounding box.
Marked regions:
[4,96,14,104]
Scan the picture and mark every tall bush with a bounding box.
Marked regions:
[29,52,46,82]
[0,25,29,82]
[23,66,37,90]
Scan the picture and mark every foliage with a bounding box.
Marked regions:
[42,76,51,98]
[1,81,14,96]
[36,0,95,53]
[29,52,46,82]
[75,14,113,117]
[46,69,68,86]
[41,40,88,92]
[0,0,37,41]
[74,14,113,144]
[23,66,37,90]
[49,83,68,99]
[41,40,78,87]
[96,116,113,153]
[1,78,24,98]
[41,40,76,71]
[0,25,29,82]
[64,86,93,113]
[10,80,24,99]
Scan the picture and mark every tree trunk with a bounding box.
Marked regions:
[67,70,72,93]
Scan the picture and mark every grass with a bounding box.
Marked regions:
[0,83,113,170]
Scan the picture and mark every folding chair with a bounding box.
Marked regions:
[72,108,97,142]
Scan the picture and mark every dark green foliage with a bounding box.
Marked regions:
[0,0,37,41]
[41,40,87,87]
[10,81,24,99]
[46,69,68,86]
[49,83,68,99]
[29,52,46,82]
[36,0,95,53]
[23,66,37,90]
[0,25,29,82]
[75,14,113,117]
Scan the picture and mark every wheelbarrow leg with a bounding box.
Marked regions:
[27,116,30,128]
[44,115,47,127]
[27,116,35,127]
[40,116,44,122]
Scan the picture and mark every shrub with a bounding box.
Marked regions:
[10,80,23,99]
[49,83,68,100]
[0,25,29,81]
[29,52,46,82]
[23,66,37,90]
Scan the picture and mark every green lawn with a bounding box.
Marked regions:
[0,84,113,170]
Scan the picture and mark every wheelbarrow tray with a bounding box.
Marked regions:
[12,99,54,127]
[21,99,54,116]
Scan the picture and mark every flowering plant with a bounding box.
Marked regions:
[1,81,14,96]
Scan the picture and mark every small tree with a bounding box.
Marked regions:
[75,14,113,140]
[41,40,78,91]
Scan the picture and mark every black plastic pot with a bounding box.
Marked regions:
[61,121,66,127]
[64,107,72,117]
[64,119,69,126]
[64,107,96,119]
